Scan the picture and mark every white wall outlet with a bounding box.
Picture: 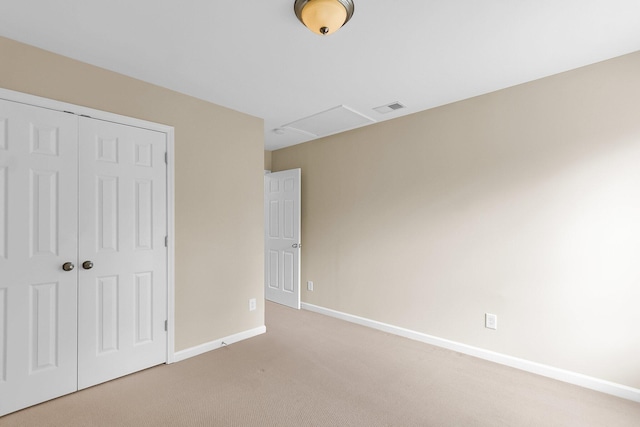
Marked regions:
[249,298,257,311]
[485,313,497,330]
[307,281,314,291]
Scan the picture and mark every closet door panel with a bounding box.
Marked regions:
[77,117,167,390]
[0,99,79,416]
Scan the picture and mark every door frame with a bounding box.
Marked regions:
[0,87,177,364]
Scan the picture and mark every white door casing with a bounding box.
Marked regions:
[77,117,167,390]
[0,88,175,416]
[0,100,80,415]
[264,169,301,309]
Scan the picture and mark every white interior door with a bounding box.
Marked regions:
[77,117,167,389]
[265,169,301,309]
[0,99,79,415]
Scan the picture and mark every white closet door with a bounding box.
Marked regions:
[77,117,167,389]
[0,99,79,416]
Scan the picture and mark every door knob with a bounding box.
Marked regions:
[292,243,302,248]
[62,262,75,272]
[82,261,94,270]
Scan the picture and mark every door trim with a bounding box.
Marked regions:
[0,87,176,364]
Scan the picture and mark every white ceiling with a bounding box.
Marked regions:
[1,0,639,151]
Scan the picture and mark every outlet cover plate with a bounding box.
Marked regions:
[485,313,497,330]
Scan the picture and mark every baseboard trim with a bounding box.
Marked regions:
[301,303,640,403]
[172,325,267,363]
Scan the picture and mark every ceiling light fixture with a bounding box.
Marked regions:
[294,0,355,36]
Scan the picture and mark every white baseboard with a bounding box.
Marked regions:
[172,325,266,363]
[301,303,640,403]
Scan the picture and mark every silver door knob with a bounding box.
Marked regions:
[292,243,302,248]
[82,261,94,270]
[62,262,75,272]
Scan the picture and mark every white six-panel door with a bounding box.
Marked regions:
[77,117,167,389]
[0,100,80,415]
[265,169,301,309]
[0,96,169,415]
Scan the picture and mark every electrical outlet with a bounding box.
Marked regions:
[485,313,497,330]
[249,298,257,311]
[307,281,314,291]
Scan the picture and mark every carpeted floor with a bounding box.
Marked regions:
[2,301,639,426]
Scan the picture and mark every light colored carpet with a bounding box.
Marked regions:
[2,301,639,426]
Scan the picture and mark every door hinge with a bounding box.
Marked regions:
[164,320,168,331]
[165,236,168,247]
[165,152,168,164]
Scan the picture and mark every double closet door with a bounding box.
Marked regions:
[0,98,168,416]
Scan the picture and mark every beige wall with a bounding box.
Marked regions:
[264,150,272,171]
[272,51,640,389]
[0,36,265,352]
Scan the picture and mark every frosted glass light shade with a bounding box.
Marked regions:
[294,0,355,36]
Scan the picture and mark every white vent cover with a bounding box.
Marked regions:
[283,105,376,137]
[373,102,406,114]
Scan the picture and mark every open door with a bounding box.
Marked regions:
[264,169,301,309]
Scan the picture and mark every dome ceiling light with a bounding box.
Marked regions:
[294,0,355,36]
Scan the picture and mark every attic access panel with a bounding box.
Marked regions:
[283,105,375,137]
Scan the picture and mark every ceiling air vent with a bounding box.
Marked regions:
[373,102,406,114]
